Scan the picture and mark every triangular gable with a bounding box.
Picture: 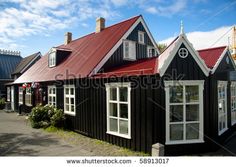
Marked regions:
[158,34,210,77]
[91,15,160,76]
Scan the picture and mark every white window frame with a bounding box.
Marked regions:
[138,31,145,44]
[25,87,32,106]
[19,87,23,104]
[218,81,228,135]
[123,40,136,61]
[231,81,236,125]
[7,87,10,101]
[147,46,156,58]
[49,49,56,67]
[48,85,57,107]
[64,85,76,116]
[105,82,131,139]
[165,80,204,145]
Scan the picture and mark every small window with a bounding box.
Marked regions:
[105,83,131,139]
[147,46,156,58]
[123,40,136,60]
[231,82,236,125]
[25,87,32,106]
[64,85,75,116]
[19,87,23,104]
[48,86,57,107]
[49,49,56,67]
[138,31,145,44]
[7,87,10,101]
[218,81,228,135]
[178,48,188,58]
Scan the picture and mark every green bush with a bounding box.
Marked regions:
[29,105,65,129]
[0,98,6,109]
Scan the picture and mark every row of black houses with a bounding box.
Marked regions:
[6,15,236,155]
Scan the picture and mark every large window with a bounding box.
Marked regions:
[64,85,75,116]
[218,81,228,135]
[231,82,236,125]
[105,83,131,139]
[48,86,56,106]
[19,87,23,104]
[123,40,136,60]
[25,87,32,106]
[165,80,204,145]
[7,87,10,101]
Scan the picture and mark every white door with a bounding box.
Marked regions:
[11,86,15,111]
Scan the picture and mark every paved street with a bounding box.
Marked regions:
[0,110,236,156]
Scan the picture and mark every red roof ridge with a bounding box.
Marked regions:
[58,15,141,48]
[197,45,227,52]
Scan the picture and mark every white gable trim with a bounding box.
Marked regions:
[158,34,210,77]
[89,16,159,76]
[20,52,42,74]
[211,47,236,74]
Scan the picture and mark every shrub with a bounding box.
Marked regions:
[0,98,6,109]
[29,105,65,129]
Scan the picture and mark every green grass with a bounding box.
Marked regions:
[43,126,149,156]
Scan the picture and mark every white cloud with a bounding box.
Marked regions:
[110,0,128,7]
[159,25,233,50]
[146,7,158,14]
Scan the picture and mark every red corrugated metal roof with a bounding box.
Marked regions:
[198,46,227,69]
[14,15,140,83]
[94,57,158,78]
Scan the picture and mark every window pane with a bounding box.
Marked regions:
[170,86,183,103]
[170,105,183,122]
[49,96,52,103]
[49,88,52,94]
[186,86,199,103]
[120,120,128,135]
[170,124,183,140]
[120,104,128,119]
[110,88,117,100]
[119,87,128,102]
[109,103,117,117]
[110,118,118,132]
[186,105,199,121]
[52,88,56,94]
[66,105,69,111]
[71,98,74,104]
[71,105,75,112]
[66,97,69,104]
[70,88,74,95]
[66,88,69,95]
[186,123,199,140]
[53,96,56,103]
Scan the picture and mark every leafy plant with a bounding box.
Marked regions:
[29,105,65,128]
[0,98,6,109]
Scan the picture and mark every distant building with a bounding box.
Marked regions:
[0,49,22,97]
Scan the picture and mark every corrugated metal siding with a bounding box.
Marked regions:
[0,54,22,79]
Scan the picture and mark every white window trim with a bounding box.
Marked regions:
[19,87,23,104]
[123,40,136,61]
[147,46,156,58]
[165,80,204,145]
[7,87,10,101]
[231,82,236,126]
[25,88,32,106]
[218,81,228,135]
[64,85,76,116]
[105,82,131,139]
[138,31,145,44]
[49,48,56,67]
[48,85,57,107]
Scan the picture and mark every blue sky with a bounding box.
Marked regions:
[0,0,235,57]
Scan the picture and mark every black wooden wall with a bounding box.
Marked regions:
[101,22,156,72]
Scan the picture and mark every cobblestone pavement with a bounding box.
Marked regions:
[0,110,145,156]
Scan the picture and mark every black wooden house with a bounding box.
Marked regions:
[12,15,236,155]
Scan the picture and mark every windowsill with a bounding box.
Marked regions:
[138,42,145,45]
[123,57,136,61]
[64,111,76,116]
[165,139,204,145]
[25,104,32,107]
[218,128,228,136]
[106,131,131,139]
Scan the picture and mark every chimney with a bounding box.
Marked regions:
[96,17,105,33]
[64,32,72,45]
